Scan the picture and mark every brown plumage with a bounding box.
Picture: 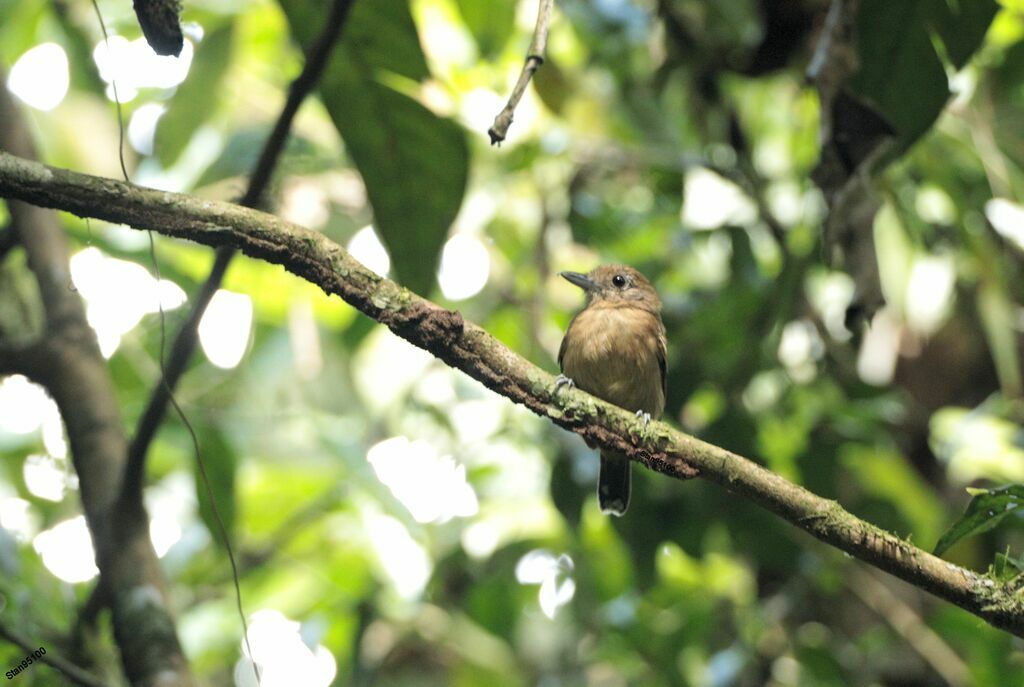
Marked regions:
[558,265,667,515]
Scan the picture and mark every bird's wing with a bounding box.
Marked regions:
[558,314,576,372]
[657,321,667,399]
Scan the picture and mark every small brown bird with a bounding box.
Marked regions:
[557,264,667,516]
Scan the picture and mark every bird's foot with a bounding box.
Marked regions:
[554,374,576,393]
[634,410,653,440]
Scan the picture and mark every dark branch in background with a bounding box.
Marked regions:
[846,567,971,687]
[121,248,230,500]
[0,619,109,687]
[4,153,1024,638]
[0,342,52,382]
[73,583,110,651]
[805,0,860,127]
[488,0,553,144]
[0,78,194,686]
[122,0,358,503]
[238,0,359,211]
[807,0,888,323]
[133,0,184,57]
[723,110,787,246]
[0,222,17,261]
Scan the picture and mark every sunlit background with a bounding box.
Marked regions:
[3,0,1024,684]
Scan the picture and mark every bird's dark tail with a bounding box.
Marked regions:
[598,450,631,516]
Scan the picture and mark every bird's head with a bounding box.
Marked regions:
[560,264,661,312]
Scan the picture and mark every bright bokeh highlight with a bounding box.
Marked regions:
[128,103,167,155]
[353,328,434,412]
[366,513,432,600]
[347,225,391,276]
[198,290,253,369]
[368,436,478,523]
[7,43,69,111]
[23,454,67,502]
[93,36,194,102]
[905,255,955,334]
[516,549,576,619]
[985,198,1024,251]
[70,247,187,357]
[777,319,823,383]
[857,309,900,386]
[147,473,196,558]
[234,610,337,687]
[682,168,757,230]
[0,495,38,542]
[438,234,490,300]
[33,516,99,583]
[932,407,1024,483]
[0,375,58,436]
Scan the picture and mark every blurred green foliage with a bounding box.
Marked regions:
[3,0,1024,685]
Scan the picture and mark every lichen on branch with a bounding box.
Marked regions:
[1,149,1023,638]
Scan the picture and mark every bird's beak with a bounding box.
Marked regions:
[560,271,599,292]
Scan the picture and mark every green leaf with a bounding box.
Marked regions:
[580,499,634,599]
[978,278,1022,398]
[933,484,1024,556]
[155,23,235,166]
[323,83,468,294]
[851,0,997,149]
[840,445,945,545]
[279,0,469,294]
[533,58,570,115]
[193,127,331,190]
[928,0,999,70]
[992,550,1024,582]
[851,0,949,147]
[52,4,106,95]
[195,428,237,549]
[281,0,430,80]
[453,0,517,58]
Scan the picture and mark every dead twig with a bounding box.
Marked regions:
[488,0,554,144]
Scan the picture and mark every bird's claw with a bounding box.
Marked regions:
[554,374,576,393]
[634,410,653,440]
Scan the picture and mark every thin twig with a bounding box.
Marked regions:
[527,188,552,357]
[806,0,860,103]
[0,617,110,687]
[488,0,553,144]
[89,0,130,183]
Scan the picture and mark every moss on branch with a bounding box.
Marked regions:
[2,150,1024,638]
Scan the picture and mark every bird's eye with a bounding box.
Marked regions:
[612,274,627,288]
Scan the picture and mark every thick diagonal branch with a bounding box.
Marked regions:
[2,150,1023,637]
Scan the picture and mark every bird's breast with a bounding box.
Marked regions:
[561,306,664,416]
